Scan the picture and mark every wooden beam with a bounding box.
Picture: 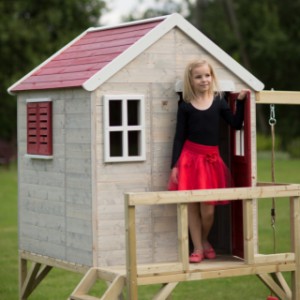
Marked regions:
[254,253,295,264]
[257,273,291,300]
[256,91,300,105]
[274,272,292,299]
[29,265,52,296]
[21,263,41,299]
[153,282,179,300]
[125,195,138,300]
[177,204,189,271]
[243,199,254,264]
[126,184,300,206]
[137,262,296,285]
[290,196,300,300]
[101,275,125,300]
[20,250,88,274]
[70,268,98,296]
[19,258,27,300]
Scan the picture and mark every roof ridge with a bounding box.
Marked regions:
[86,14,170,33]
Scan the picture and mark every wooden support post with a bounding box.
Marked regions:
[257,273,290,300]
[243,199,254,264]
[125,194,138,300]
[290,196,300,300]
[274,272,292,299]
[101,275,125,300]
[153,282,178,300]
[177,204,189,271]
[19,257,27,300]
[70,268,98,297]
[20,262,52,300]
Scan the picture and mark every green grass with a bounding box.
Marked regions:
[1,157,300,299]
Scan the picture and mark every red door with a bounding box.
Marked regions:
[229,91,252,258]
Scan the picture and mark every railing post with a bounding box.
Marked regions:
[243,198,255,264]
[125,194,138,300]
[177,203,189,271]
[290,196,300,300]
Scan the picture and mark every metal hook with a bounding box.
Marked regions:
[269,104,277,126]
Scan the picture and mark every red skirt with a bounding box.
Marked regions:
[168,140,231,205]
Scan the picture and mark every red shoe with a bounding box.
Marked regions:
[203,246,216,259]
[189,251,204,263]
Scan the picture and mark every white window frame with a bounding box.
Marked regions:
[103,94,146,163]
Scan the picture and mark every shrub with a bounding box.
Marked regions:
[287,137,300,158]
[256,133,281,151]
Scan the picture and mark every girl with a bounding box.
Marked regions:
[169,59,249,263]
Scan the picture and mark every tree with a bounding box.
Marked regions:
[128,0,300,148]
[0,0,105,141]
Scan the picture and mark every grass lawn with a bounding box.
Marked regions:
[1,157,300,300]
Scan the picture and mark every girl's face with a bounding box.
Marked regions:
[191,64,213,93]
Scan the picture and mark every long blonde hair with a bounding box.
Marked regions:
[183,59,220,103]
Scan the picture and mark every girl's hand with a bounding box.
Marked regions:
[237,89,250,100]
[171,167,178,184]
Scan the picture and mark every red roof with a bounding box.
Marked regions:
[10,19,163,92]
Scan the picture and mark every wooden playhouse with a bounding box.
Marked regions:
[8,13,300,300]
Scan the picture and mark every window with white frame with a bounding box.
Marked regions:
[103,95,146,162]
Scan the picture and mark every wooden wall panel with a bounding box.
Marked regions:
[94,27,257,266]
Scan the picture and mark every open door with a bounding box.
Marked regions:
[195,91,252,256]
[230,91,252,258]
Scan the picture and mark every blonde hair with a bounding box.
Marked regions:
[183,59,220,102]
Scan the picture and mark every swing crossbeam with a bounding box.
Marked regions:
[256,90,300,105]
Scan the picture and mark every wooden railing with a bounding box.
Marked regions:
[125,183,300,300]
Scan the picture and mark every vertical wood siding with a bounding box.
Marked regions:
[18,89,93,266]
[94,28,255,266]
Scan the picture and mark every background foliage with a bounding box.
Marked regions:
[1,0,299,151]
[0,0,105,141]
[128,0,300,150]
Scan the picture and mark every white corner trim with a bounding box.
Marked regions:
[83,13,264,92]
[7,30,89,95]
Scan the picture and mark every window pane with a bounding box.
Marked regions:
[128,131,139,156]
[110,131,122,156]
[127,100,139,126]
[109,100,122,126]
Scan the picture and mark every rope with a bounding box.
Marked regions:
[269,104,277,254]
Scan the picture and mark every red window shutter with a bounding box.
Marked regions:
[27,101,52,155]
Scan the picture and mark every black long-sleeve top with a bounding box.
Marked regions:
[171,94,245,168]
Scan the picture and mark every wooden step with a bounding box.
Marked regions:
[70,294,100,300]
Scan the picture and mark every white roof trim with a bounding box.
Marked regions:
[83,13,264,92]
[7,30,89,95]
[172,14,264,91]
[83,14,179,91]
[87,15,168,33]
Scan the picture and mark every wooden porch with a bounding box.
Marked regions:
[67,182,300,300]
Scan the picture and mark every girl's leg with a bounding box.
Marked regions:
[188,202,203,251]
[200,203,215,249]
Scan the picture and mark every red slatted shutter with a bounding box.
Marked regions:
[229,91,252,258]
[27,101,52,156]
